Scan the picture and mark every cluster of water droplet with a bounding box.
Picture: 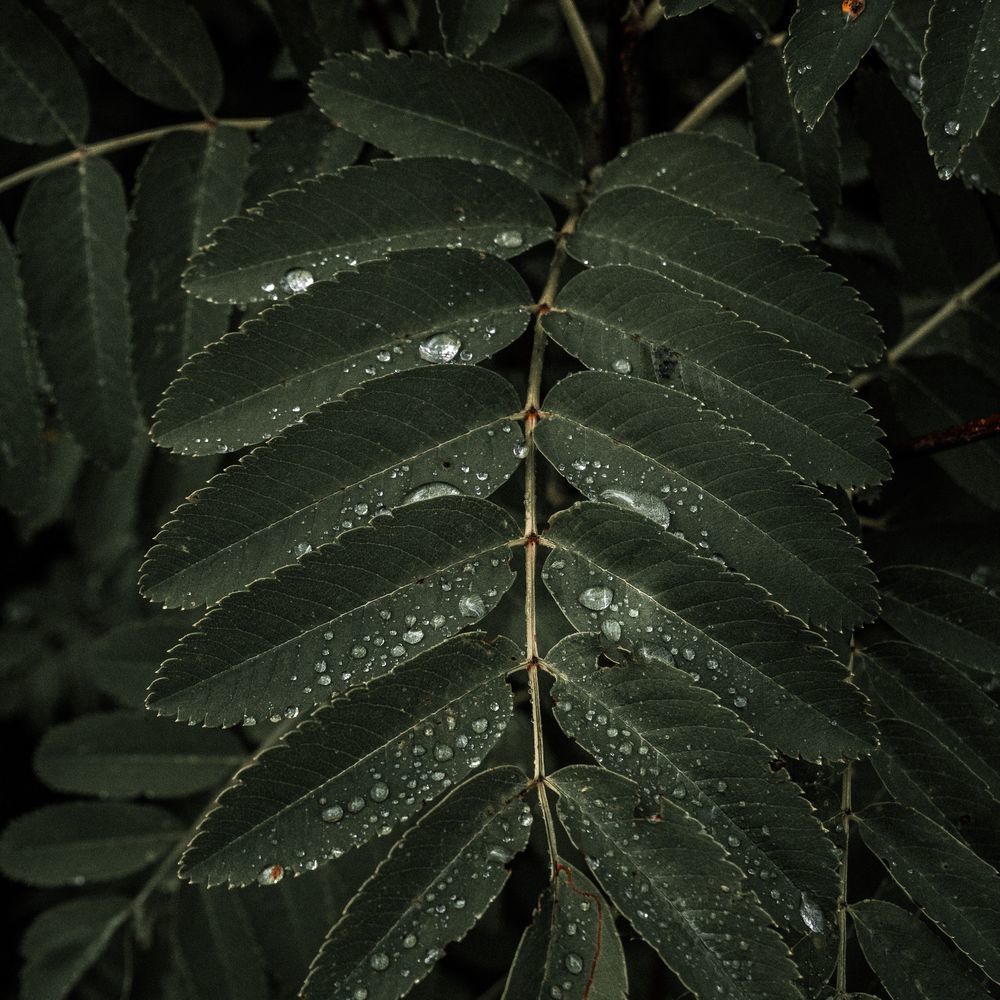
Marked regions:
[329,800,532,999]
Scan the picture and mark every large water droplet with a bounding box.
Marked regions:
[944,120,961,136]
[369,952,390,971]
[402,482,461,504]
[565,952,584,974]
[799,893,825,933]
[578,586,613,611]
[370,781,389,802]
[281,267,314,293]
[403,628,424,644]
[459,593,486,617]
[493,230,524,249]
[601,619,622,641]
[599,488,670,527]
[258,864,284,886]
[321,804,344,823]
[612,358,632,375]
[419,332,462,363]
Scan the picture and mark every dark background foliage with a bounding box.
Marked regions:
[2,0,999,998]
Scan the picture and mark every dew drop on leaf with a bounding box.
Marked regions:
[799,892,825,933]
[321,804,344,823]
[493,230,524,249]
[419,331,462,363]
[578,585,613,611]
[459,593,486,617]
[599,488,670,527]
[280,267,314,293]
[402,482,461,504]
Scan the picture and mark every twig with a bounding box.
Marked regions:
[897,413,1000,458]
[0,118,273,196]
[558,0,606,104]
[835,648,856,995]
[522,214,579,875]
[674,31,786,133]
[853,259,1000,389]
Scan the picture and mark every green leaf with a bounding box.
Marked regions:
[544,266,889,487]
[871,718,1000,868]
[144,366,523,607]
[0,225,44,514]
[243,108,362,207]
[302,766,532,1000]
[437,0,509,57]
[0,802,182,887]
[34,711,245,799]
[872,0,929,100]
[888,357,1000,509]
[16,159,137,467]
[546,633,839,932]
[267,0,363,79]
[597,132,818,244]
[147,495,519,726]
[80,615,197,709]
[542,502,876,761]
[748,45,841,227]
[863,641,1000,797]
[850,900,993,1000]
[183,158,554,305]
[44,0,223,115]
[783,0,895,126]
[169,888,267,1000]
[920,0,1000,177]
[855,74,997,292]
[0,0,88,145]
[536,371,878,630]
[21,896,130,1000]
[128,127,250,415]
[550,765,803,1000]
[310,52,581,199]
[153,249,531,456]
[502,863,628,1000]
[879,565,1000,676]
[570,185,883,372]
[180,634,519,887]
[956,109,1000,194]
[856,803,1000,983]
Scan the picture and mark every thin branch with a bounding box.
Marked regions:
[0,117,273,196]
[558,0,606,104]
[853,259,1000,389]
[522,214,579,876]
[897,413,1000,458]
[638,0,664,33]
[674,31,786,133]
[835,649,856,995]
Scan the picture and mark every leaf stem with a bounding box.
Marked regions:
[0,117,273,196]
[852,259,1000,389]
[523,216,578,874]
[558,0,606,104]
[674,32,786,133]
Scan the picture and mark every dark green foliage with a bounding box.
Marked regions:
[1,2,998,998]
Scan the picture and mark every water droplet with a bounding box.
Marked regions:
[459,593,486,617]
[434,744,454,761]
[471,718,488,734]
[565,953,584,974]
[402,482,461,504]
[348,795,366,813]
[403,628,424,644]
[601,619,622,641]
[599,488,670,527]
[294,541,312,557]
[944,120,961,136]
[493,230,524,249]
[419,332,462,363]
[258,864,283,886]
[350,645,367,659]
[513,442,529,459]
[578,586,613,611]
[281,267,314,293]
[612,358,632,375]
[402,933,418,949]
[321,804,344,823]
[370,781,389,802]
[369,952,390,971]
[800,893,825,933]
